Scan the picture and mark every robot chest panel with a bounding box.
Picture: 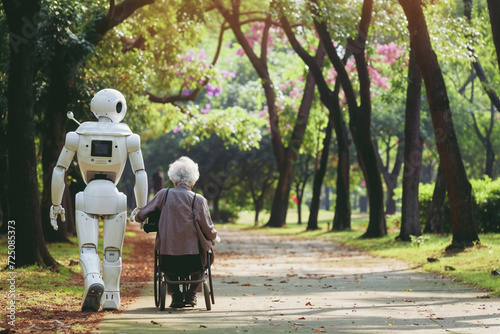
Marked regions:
[77,135,127,183]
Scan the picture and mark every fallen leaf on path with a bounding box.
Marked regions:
[305,302,313,306]
[314,329,326,332]
[151,320,159,325]
[298,317,306,320]
[240,283,253,286]
[199,325,207,328]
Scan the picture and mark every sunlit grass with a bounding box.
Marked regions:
[221,208,500,296]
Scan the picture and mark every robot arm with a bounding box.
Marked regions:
[127,134,148,210]
[51,132,79,230]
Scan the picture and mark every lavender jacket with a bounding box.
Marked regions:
[136,184,218,256]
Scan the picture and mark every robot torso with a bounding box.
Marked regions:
[75,121,133,185]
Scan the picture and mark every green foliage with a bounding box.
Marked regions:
[410,234,430,247]
[418,178,500,233]
[212,205,240,223]
[179,107,266,150]
[470,177,500,232]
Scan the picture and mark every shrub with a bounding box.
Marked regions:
[211,206,240,223]
[418,177,500,233]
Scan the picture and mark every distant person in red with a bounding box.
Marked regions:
[151,168,164,195]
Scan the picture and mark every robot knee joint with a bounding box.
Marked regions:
[104,247,121,263]
[81,245,97,254]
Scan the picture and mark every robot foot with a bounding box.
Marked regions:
[102,291,121,310]
[82,283,104,312]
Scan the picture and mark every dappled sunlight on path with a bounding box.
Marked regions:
[97,228,500,333]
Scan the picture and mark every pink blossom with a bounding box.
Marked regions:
[173,126,181,133]
[206,83,222,97]
[368,66,389,90]
[201,104,211,114]
[289,87,302,99]
[375,42,405,66]
[222,70,236,79]
[198,49,207,60]
[259,106,268,118]
[236,48,245,56]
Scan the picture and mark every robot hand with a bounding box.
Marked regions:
[211,235,221,245]
[50,205,66,231]
[129,207,140,223]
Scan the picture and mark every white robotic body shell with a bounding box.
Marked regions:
[126,133,141,153]
[65,131,80,151]
[80,180,122,215]
[76,121,132,136]
[77,133,128,185]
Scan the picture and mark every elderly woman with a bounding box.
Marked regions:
[135,156,219,308]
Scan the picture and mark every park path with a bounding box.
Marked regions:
[97,227,500,333]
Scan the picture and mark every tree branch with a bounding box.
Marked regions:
[89,0,155,46]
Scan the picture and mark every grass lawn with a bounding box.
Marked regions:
[219,208,500,297]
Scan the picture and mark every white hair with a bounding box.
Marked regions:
[168,156,200,187]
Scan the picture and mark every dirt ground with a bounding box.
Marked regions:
[96,225,500,334]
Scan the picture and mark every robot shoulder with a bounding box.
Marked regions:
[65,132,80,151]
[126,133,141,153]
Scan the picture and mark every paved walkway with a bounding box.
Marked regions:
[97,228,500,333]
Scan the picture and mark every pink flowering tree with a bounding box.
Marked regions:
[211,0,325,227]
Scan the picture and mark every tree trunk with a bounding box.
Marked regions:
[267,66,317,227]
[254,199,263,226]
[420,160,436,184]
[3,0,58,268]
[487,0,500,73]
[399,46,423,241]
[375,138,403,215]
[424,165,446,234]
[212,194,220,223]
[267,164,293,226]
[312,0,386,237]
[281,13,351,232]
[41,45,72,242]
[332,126,351,231]
[355,129,387,238]
[399,0,478,247]
[307,116,333,231]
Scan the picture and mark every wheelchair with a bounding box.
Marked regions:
[153,249,215,311]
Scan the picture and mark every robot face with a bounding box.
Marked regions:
[90,89,127,123]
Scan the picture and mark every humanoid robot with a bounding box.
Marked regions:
[50,89,148,312]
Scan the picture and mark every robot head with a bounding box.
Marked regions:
[90,89,127,123]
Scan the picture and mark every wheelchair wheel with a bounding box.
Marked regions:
[208,266,215,304]
[203,281,211,311]
[160,281,167,311]
[154,251,161,307]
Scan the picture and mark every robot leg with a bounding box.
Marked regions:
[102,209,127,310]
[75,207,104,312]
